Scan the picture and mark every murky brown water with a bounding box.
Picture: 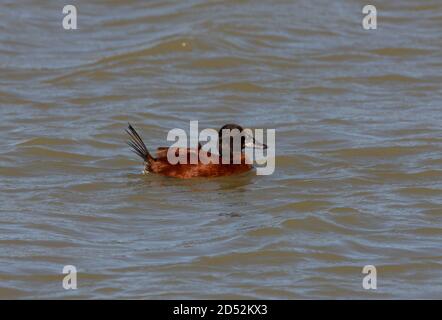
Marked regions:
[1,0,442,299]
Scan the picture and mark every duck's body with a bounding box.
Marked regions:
[150,148,251,178]
[126,123,263,179]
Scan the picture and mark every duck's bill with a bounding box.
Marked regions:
[245,135,268,149]
[250,138,267,149]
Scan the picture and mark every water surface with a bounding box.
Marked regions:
[0,0,442,299]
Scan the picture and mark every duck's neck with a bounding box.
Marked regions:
[218,145,244,164]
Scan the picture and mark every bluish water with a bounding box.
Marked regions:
[0,0,441,299]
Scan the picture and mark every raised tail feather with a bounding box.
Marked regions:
[126,123,154,163]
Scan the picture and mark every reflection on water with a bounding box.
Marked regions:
[0,0,442,299]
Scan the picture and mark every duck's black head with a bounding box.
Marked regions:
[218,123,267,157]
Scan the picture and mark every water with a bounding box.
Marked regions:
[1,0,442,299]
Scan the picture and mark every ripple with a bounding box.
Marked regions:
[397,187,442,197]
[18,137,77,147]
[16,146,98,161]
[274,201,333,213]
[97,37,196,64]
[189,57,249,69]
[195,250,302,267]
[0,287,27,299]
[330,74,425,84]
[0,240,79,248]
[299,86,348,95]
[281,216,349,233]
[328,145,431,159]
[246,226,285,237]
[207,82,267,93]
[368,170,442,183]
[1,0,441,299]
[369,47,433,57]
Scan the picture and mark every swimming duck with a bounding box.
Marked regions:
[126,123,266,178]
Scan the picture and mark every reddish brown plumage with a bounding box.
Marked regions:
[149,147,252,178]
[126,124,254,179]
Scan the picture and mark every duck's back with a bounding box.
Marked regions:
[149,151,252,178]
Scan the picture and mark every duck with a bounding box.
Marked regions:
[126,123,266,178]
